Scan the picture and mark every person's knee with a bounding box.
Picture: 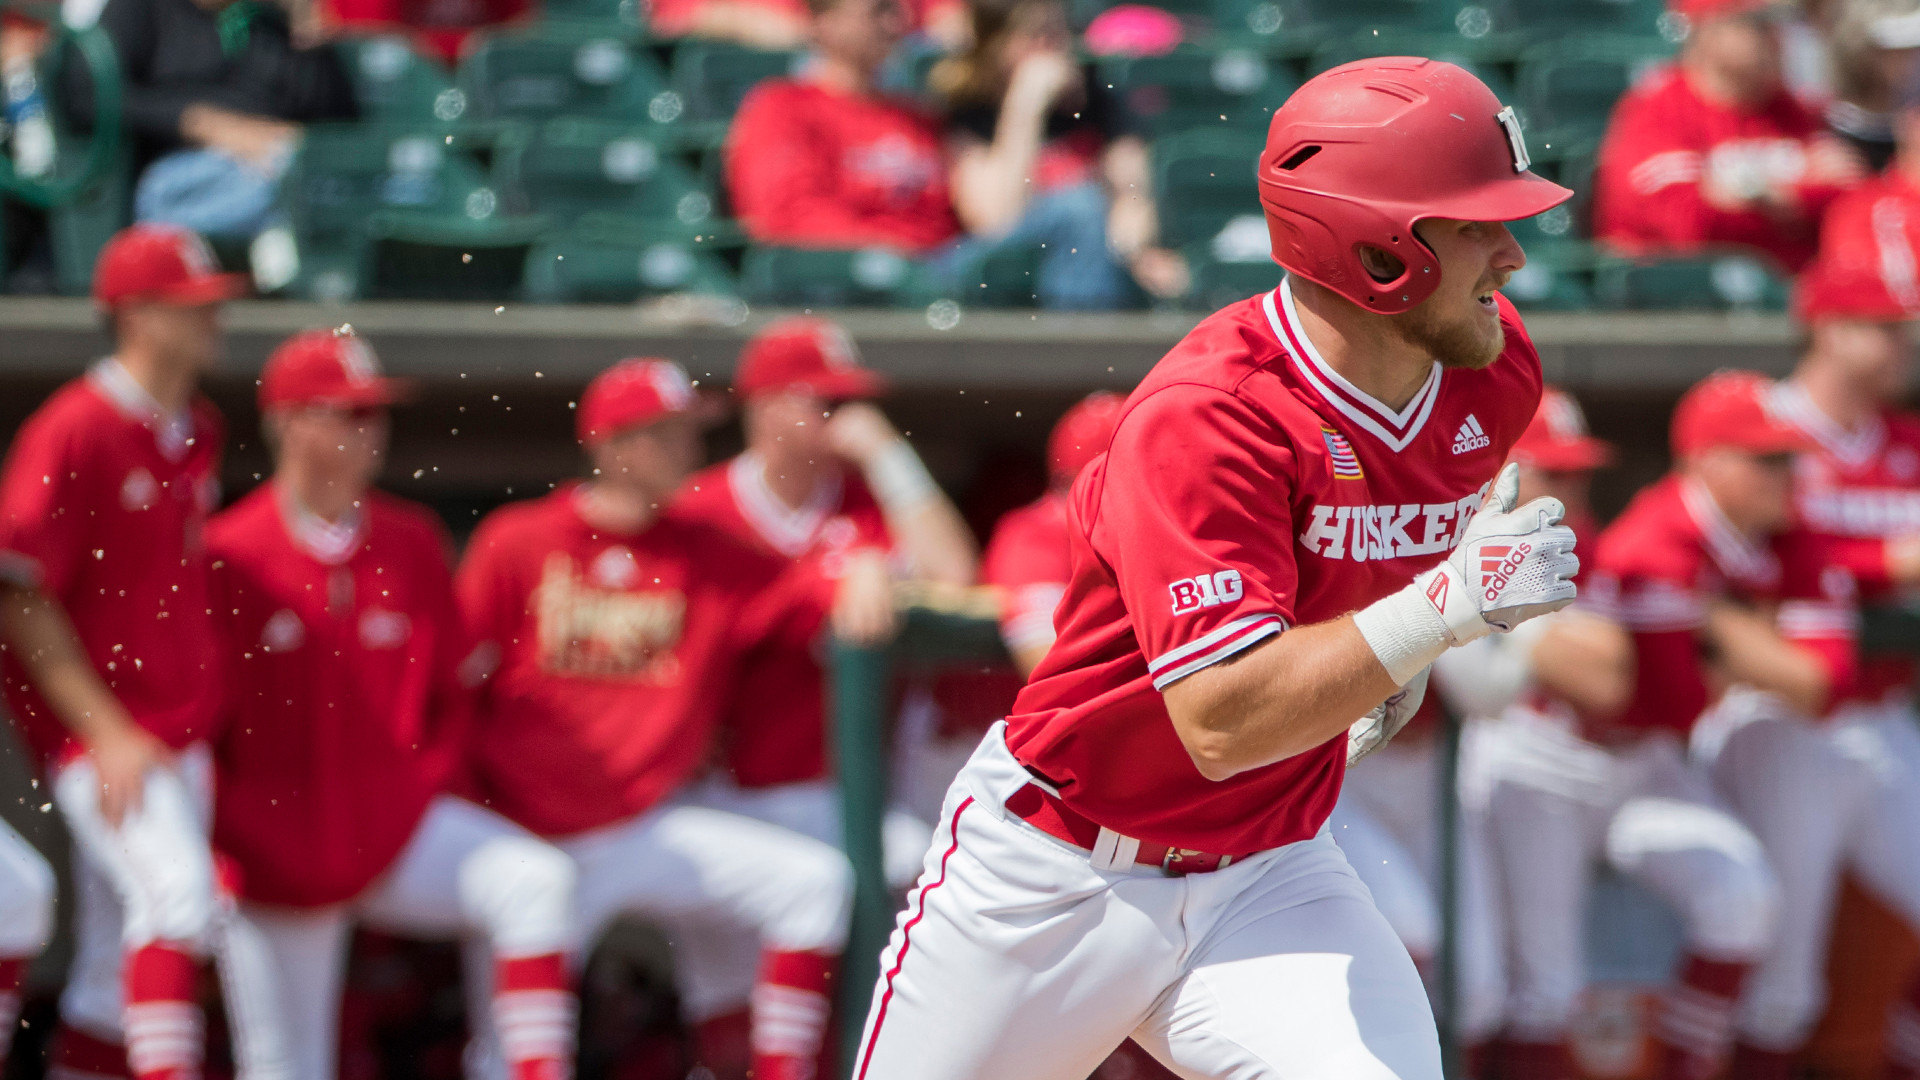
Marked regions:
[1737,979,1824,1052]
[1681,860,1780,960]
[765,845,853,955]
[458,837,579,957]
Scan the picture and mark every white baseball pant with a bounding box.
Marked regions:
[0,815,56,1060]
[53,745,291,1080]
[1693,690,1920,1050]
[1334,733,1506,1043]
[853,723,1442,1080]
[1474,709,1779,1039]
[217,795,577,1080]
[673,777,928,1022]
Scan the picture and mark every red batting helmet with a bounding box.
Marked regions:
[1048,391,1124,485]
[1258,57,1573,314]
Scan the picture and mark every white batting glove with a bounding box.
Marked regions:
[1347,666,1427,766]
[1353,462,1580,687]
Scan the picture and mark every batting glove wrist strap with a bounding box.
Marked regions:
[1354,585,1453,688]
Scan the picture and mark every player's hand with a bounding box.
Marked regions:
[1416,462,1579,644]
[1347,666,1427,766]
[824,402,905,469]
[833,549,899,647]
[86,722,169,827]
[1005,50,1078,118]
[1805,137,1867,188]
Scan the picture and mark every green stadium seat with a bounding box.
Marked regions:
[335,36,467,124]
[1217,0,1459,50]
[740,246,935,307]
[1303,31,1515,90]
[670,42,801,123]
[1151,130,1263,250]
[1500,240,1596,310]
[1492,0,1668,39]
[1514,38,1673,150]
[1183,246,1280,311]
[459,30,675,123]
[280,124,545,301]
[540,0,646,34]
[523,220,736,301]
[1097,46,1299,139]
[1591,254,1790,311]
[494,119,718,233]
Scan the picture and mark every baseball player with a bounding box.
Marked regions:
[0,225,259,1080]
[1699,202,1920,1076]
[204,329,578,1080]
[455,359,853,1080]
[1485,372,1852,1080]
[853,58,1581,1080]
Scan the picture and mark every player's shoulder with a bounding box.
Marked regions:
[987,491,1064,548]
[1612,63,1686,114]
[13,376,110,448]
[1595,477,1699,581]
[659,507,785,584]
[1118,291,1306,443]
[1881,407,1920,447]
[205,484,278,554]
[365,491,453,550]
[468,489,573,553]
[1137,291,1286,397]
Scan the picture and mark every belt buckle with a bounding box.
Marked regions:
[1161,848,1230,876]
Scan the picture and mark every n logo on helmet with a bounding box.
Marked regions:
[1496,106,1530,173]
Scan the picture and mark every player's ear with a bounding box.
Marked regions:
[1356,245,1406,285]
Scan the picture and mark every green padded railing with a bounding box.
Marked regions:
[0,18,124,209]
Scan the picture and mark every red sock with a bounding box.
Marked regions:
[1730,1041,1794,1080]
[493,953,575,1080]
[1487,1038,1577,1080]
[691,1009,750,1080]
[1655,955,1748,1080]
[124,944,202,1080]
[750,950,835,1080]
[1887,969,1920,1080]
[48,1023,130,1080]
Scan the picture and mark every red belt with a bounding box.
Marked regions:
[1003,783,1249,876]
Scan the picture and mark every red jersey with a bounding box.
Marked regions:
[209,487,477,907]
[0,361,224,761]
[1001,281,1541,855]
[456,485,787,837]
[1587,476,1856,734]
[1593,66,1848,272]
[725,79,962,255]
[1771,378,1920,707]
[673,455,889,787]
[323,0,528,63]
[981,490,1073,656]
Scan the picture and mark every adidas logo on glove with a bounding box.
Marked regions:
[1452,414,1490,455]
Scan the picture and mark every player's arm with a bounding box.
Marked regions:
[0,583,167,822]
[1701,600,1830,715]
[825,401,978,586]
[1530,609,1634,719]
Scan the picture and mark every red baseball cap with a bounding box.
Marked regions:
[1048,391,1124,484]
[734,317,887,401]
[1794,196,1920,324]
[1671,370,1815,457]
[1511,387,1613,472]
[260,329,415,412]
[93,224,248,309]
[577,358,696,447]
[1669,0,1781,20]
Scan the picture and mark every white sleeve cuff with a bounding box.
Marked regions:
[1147,613,1287,690]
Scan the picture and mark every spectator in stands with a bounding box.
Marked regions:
[1592,0,1864,272]
[321,0,529,64]
[1823,0,1920,171]
[931,0,1185,304]
[648,0,808,48]
[69,0,357,244]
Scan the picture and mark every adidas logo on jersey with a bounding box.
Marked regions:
[1452,415,1490,455]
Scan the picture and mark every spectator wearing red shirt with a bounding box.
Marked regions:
[321,0,528,64]
[0,226,246,1080]
[1593,0,1866,272]
[207,330,578,1080]
[456,359,852,1080]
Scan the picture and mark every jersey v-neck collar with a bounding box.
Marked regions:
[88,357,196,462]
[276,485,367,566]
[728,451,844,558]
[1679,477,1780,590]
[1770,378,1886,471]
[1260,278,1444,454]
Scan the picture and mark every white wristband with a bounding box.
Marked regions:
[1353,572,1457,686]
[866,440,940,510]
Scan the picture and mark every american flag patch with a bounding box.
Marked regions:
[1322,427,1363,479]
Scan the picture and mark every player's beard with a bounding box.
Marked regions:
[1392,294,1506,371]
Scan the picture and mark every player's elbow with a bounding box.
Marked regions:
[1180,730,1246,782]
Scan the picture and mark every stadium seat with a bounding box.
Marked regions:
[540,0,646,34]
[670,42,802,123]
[1217,0,1460,51]
[1303,31,1516,89]
[335,36,468,124]
[1500,239,1596,311]
[1490,0,1668,39]
[459,30,676,124]
[1591,253,1791,312]
[740,246,936,307]
[523,218,736,302]
[1183,246,1280,311]
[1151,130,1264,251]
[279,124,546,301]
[493,118,718,233]
[1097,46,1299,139]
[1514,38,1673,150]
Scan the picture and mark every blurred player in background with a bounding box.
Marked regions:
[1700,200,1920,1076]
[1333,388,1613,1069]
[0,225,249,1080]
[1482,372,1837,1080]
[670,318,970,1070]
[207,329,578,1080]
[457,359,852,1080]
[0,556,59,1075]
